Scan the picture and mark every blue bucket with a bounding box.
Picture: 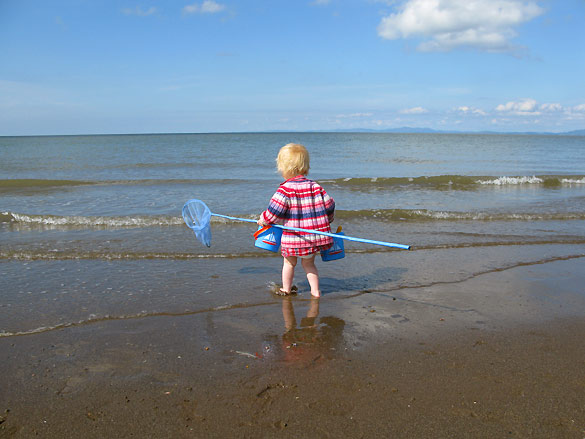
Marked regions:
[321,232,345,261]
[254,226,283,252]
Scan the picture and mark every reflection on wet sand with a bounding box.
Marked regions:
[277,297,345,365]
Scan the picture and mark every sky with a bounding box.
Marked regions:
[1,0,584,135]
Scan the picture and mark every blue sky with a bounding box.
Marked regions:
[1,0,584,135]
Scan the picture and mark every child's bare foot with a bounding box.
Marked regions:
[310,290,321,298]
[271,284,298,296]
[276,288,297,296]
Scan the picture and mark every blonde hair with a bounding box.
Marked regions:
[276,143,310,178]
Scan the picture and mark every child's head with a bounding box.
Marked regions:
[276,143,310,179]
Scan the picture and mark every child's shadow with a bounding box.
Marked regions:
[302,266,408,296]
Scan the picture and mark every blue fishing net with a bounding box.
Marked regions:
[182,199,212,247]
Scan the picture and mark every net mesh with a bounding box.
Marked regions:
[182,199,212,247]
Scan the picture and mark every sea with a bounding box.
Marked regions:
[1,132,585,337]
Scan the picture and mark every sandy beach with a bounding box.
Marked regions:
[2,244,585,438]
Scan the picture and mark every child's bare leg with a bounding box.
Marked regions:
[301,255,320,297]
[282,256,297,293]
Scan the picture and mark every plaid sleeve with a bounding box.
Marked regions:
[262,187,289,224]
[323,189,335,222]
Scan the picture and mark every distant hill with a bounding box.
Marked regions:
[564,129,585,136]
[328,127,446,134]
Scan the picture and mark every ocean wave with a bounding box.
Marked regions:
[1,212,184,228]
[336,209,585,222]
[475,176,544,185]
[476,176,585,187]
[3,208,585,231]
[3,239,585,262]
[323,175,585,189]
[0,211,258,228]
[2,175,585,192]
[0,179,92,190]
[321,175,479,188]
[560,177,585,184]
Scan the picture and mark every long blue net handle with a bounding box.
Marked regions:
[211,212,410,250]
[180,198,410,250]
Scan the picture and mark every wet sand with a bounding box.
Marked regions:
[2,250,585,438]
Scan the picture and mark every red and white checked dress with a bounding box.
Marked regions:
[261,175,335,257]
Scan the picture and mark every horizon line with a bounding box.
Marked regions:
[1,127,584,138]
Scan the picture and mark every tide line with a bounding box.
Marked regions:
[0,301,279,339]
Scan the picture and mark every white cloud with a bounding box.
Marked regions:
[539,103,562,112]
[496,98,540,115]
[183,0,226,14]
[335,112,374,118]
[457,106,487,115]
[564,104,585,120]
[201,0,226,13]
[400,106,428,114]
[494,100,585,123]
[122,6,157,16]
[377,0,544,53]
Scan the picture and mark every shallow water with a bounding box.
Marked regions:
[1,132,585,337]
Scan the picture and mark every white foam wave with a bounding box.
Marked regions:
[475,176,543,185]
[560,177,585,184]
[8,213,184,228]
[408,210,585,221]
[4,211,259,228]
[476,176,585,186]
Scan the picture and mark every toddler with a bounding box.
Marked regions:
[258,143,335,297]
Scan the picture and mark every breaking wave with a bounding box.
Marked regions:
[336,209,585,222]
[321,175,585,189]
[476,176,585,186]
[1,212,184,228]
[2,207,585,231]
[2,175,584,193]
[0,211,258,229]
